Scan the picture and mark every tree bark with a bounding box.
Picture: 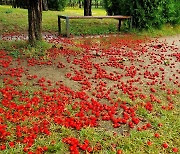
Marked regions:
[42,0,48,11]
[28,0,42,45]
[12,0,16,8]
[84,0,92,16]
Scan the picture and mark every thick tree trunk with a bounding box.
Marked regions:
[84,0,92,16]
[28,0,42,45]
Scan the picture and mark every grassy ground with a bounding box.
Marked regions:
[0,5,117,36]
[0,5,180,37]
[0,5,180,154]
[0,35,180,154]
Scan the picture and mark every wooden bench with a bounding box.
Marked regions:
[58,15,132,37]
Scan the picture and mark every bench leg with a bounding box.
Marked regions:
[58,16,61,35]
[118,19,121,32]
[66,17,70,37]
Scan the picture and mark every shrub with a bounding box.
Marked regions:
[162,0,180,25]
[103,0,180,29]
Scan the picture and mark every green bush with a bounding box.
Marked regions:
[48,0,67,11]
[103,0,180,29]
[162,0,180,25]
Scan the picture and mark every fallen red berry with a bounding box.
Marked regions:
[117,149,122,154]
[0,144,6,150]
[162,143,168,148]
[154,133,160,138]
[147,141,152,146]
[172,147,178,153]
[158,123,163,127]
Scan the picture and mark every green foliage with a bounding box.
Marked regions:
[9,50,20,58]
[162,0,180,25]
[103,0,180,29]
[47,141,64,153]
[48,0,67,11]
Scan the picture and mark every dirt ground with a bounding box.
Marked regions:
[2,34,179,104]
[23,34,180,93]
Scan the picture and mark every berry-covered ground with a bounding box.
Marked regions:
[0,34,179,154]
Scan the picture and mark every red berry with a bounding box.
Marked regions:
[154,133,160,138]
[150,88,156,92]
[146,123,151,128]
[117,149,122,154]
[43,146,48,151]
[23,147,29,152]
[162,143,168,148]
[0,144,6,150]
[9,141,15,148]
[147,141,152,146]
[87,147,93,152]
[158,123,163,127]
[172,147,178,153]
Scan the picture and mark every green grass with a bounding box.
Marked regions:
[0,5,180,154]
[3,84,178,154]
[135,24,180,37]
[0,40,52,58]
[0,5,116,35]
[1,5,179,37]
[38,99,180,154]
[1,56,179,153]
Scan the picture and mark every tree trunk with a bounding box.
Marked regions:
[84,0,92,16]
[28,0,42,45]
[12,0,16,8]
[78,0,82,8]
[42,0,48,11]
[95,0,97,8]
[12,0,47,10]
